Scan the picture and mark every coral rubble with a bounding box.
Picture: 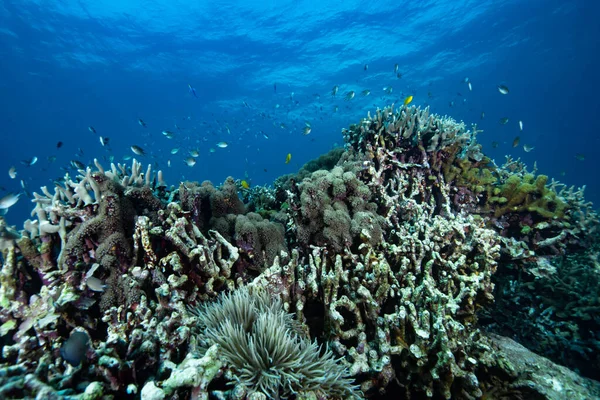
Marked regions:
[0,105,599,399]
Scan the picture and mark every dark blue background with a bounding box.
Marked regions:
[1,0,598,226]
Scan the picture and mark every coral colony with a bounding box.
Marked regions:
[1,105,599,399]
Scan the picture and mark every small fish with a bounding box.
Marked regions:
[333,106,338,113]
[56,141,63,149]
[216,141,228,148]
[162,130,175,139]
[99,136,109,146]
[497,84,509,95]
[383,86,393,94]
[463,77,470,83]
[170,148,180,154]
[523,144,534,152]
[403,95,413,106]
[345,91,355,101]
[512,136,520,148]
[60,331,89,367]
[285,153,292,164]
[273,83,277,93]
[88,126,96,134]
[468,82,472,91]
[481,111,485,119]
[47,156,57,163]
[20,180,30,198]
[188,84,198,98]
[575,153,585,161]
[519,120,523,131]
[331,86,338,97]
[262,132,269,139]
[185,157,196,167]
[499,117,509,125]
[189,149,200,157]
[397,72,402,79]
[131,145,145,156]
[279,123,287,129]
[71,160,85,169]
[21,157,38,166]
[0,192,21,209]
[364,64,368,71]
[361,89,371,96]
[167,160,171,167]
[303,126,312,135]
[491,141,499,148]
[86,276,106,292]
[394,64,399,74]
[241,180,250,189]
[8,166,17,179]
[138,119,146,127]
[209,148,215,153]
[449,101,455,107]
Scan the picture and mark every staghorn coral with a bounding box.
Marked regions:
[189,286,360,399]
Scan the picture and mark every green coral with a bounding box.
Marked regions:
[443,153,497,194]
[444,156,567,221]
[491,174,566,219]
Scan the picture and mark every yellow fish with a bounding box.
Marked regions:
[241,180,250,189]
[285,153,292,164]
[403,95,413,106]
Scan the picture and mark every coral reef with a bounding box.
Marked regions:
[483,233,600,381]
[0,104,599,399]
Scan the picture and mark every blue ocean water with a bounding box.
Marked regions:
[1,0,598,226]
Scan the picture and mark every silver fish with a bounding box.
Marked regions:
[86,276,106,292]
[8,166,17,179]
[71,160,85,169]
[497,84,509,95]
[21,157,38,166]
[185,157,196,167]
[131,145,145,156]
[0,192,21,209]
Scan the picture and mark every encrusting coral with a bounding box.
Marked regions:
[0,104,599,399]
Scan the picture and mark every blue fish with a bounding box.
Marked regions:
[61,331,89,367]
[188,84,198,98]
